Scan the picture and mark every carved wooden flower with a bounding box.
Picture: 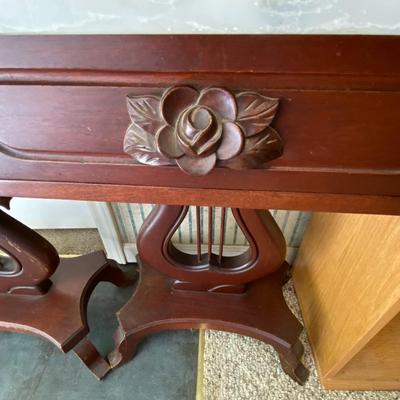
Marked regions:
[124,86,283,175]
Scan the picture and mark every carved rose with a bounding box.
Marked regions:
[175,105,222,157]
[124,86,282,175]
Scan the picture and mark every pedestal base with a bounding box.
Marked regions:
[109,259,309,385]
[0,251,134,379]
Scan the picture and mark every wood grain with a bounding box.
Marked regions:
[0,251,134,379]
[0,86,399,197]
[0,35,399,202]
[293,213,400,389]
[109,260,308,384]
[322,313,400,390]
[1,35,400,76]
[0,34,400,386]
[0,180,399,215]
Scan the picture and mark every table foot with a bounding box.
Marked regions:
[108,260,309,384]
[278,339,309,385]
[0,252,135,378]
[73,337,111,379]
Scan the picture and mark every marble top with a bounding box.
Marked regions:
[0,0,399,35]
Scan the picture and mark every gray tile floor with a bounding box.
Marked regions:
[0,280,198,400]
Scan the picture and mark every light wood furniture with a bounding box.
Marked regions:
[293,213,400,390]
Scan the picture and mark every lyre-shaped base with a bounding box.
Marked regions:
[108,205,309,384]
[109,259,309,385]
[0,252,134,379]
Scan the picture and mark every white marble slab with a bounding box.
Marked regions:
[0,0,399,34]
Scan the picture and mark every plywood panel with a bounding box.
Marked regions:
[293,213,400,387]
[322,312,400,390]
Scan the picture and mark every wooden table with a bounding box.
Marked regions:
[0,35,399,386]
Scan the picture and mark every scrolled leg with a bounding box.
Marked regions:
[0,197,59,295]
[278,340,309,385]
[0,198,135,378]
[108,325,140,369]
[73,338,111,380]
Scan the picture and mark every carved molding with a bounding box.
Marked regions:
[124,86,283,175]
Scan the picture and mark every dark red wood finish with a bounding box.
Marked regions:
[110,205,309,384]
[110,259,308,385]
[1,35,399,76]
[123,85,283,175]
[0,35,399,386]
[0,35,399,213]
[137,206,286,289]
[1,180,399,215]
[0,199,134,378]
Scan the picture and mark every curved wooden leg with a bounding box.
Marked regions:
[108,325,140,369]
[278,340,309,385]
[71,257,136,379]
[96,259,137,288]
[0,251,136,379]
[73,338,112,380]
[0,199,136,379]
[108,260,309,384]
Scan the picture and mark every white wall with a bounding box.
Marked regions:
[6,198,96,229]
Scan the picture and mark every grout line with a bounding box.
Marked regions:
[196,329,206,400]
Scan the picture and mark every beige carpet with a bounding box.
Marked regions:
[201,281,400,400]
[36,228,104,255]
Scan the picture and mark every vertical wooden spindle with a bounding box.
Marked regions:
[218,207,226,264]
[208,206,213,260]
[196,206,201,263]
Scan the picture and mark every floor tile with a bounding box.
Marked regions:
[0,281,198,400]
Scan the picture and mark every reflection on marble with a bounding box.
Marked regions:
[0,0,399,34]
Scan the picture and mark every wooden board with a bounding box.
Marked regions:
[293,212,400,390]
[0,35,399,212]
[322,313,400,390]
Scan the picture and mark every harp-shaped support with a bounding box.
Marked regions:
[0,198,134,379]
[109,205,309,384]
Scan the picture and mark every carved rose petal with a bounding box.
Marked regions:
[176,153,217,176]
[156,125,184,159]
[197,88,237,121]
[217,122,244,160]
[219,126,283,169]
[176,105,222,157]
[161,86,198,126]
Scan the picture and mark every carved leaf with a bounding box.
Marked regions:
[221,127,283,170]
[236,92,279,137]
[124,124,173,166]
[126,95,163,135]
